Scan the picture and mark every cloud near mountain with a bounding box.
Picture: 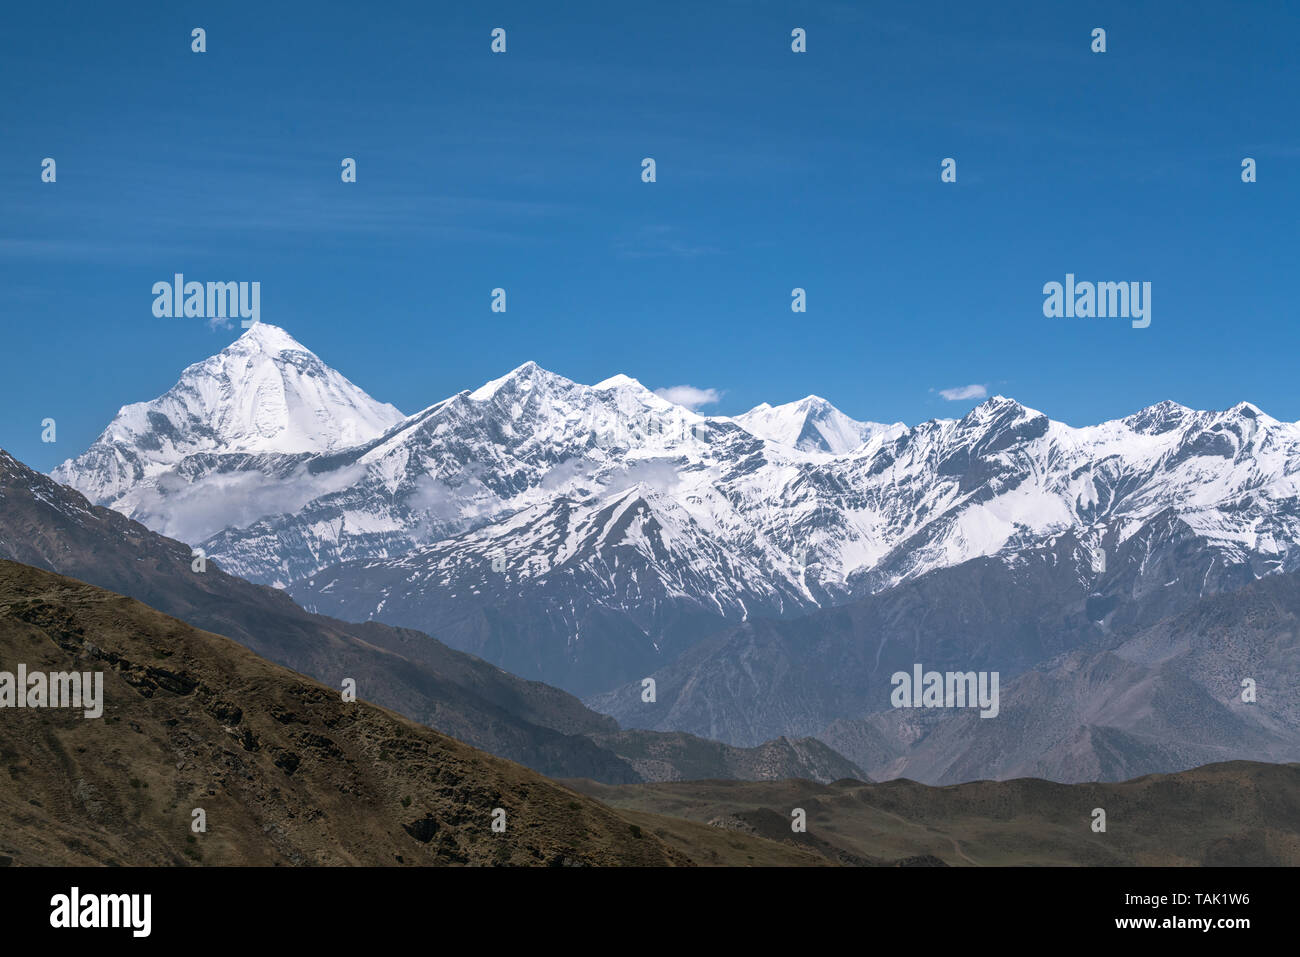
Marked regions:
[652,384,722,410]
[938,383,989,401]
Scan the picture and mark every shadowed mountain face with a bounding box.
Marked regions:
[827,562,1300,785]
[570,761,1300,866]
[0,449,863,786]
[0,560,682,866]
[591,517,1268,751]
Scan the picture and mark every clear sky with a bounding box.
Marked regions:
[2,0,1297,472]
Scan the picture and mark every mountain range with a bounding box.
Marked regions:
[45,322,1300,784]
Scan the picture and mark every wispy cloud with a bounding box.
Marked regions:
[655,385,722,410]
[938,384,988,401]
[0,237,205,261]
[615,224,720,260]
[0,151,575,265]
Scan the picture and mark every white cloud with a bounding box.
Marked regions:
[654,385,722,410]
[938,384,988,401]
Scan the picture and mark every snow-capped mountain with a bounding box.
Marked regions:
[730,396,903,454]
[52,323,404,543]
[52,324,1300,695]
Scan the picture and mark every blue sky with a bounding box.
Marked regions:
[2,0,1297,472]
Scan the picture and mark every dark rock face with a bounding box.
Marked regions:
[403,816,440,844]
[592,513,1300,786]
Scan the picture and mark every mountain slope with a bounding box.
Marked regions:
[0,559,687,866]
[828,561,1300,784]
[586,731,867,784]
[589,513,1274,763]
[2,448,639,782]
[291,485,811,694]
[5,563,1287,867]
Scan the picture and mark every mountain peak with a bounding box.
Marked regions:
[734,396,898,454]
[1141,399,1194,418]
[963,395,1042,421]
[468,361,583,401]
[952,396,1049,451]
[232,322,311,355]
[593,373,648,391]
[1124,400,1196,435]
